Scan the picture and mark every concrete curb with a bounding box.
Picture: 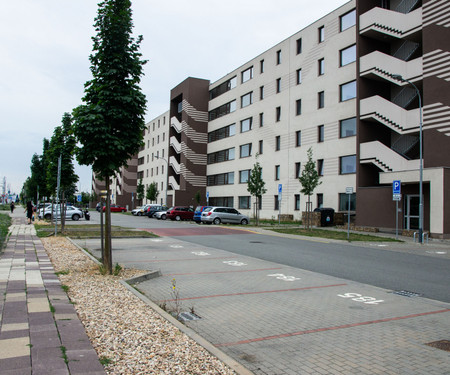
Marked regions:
[121,280,254,375]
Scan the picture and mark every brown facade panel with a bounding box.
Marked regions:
[444,169,450,238]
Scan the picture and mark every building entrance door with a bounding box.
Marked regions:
[404,195,420,230]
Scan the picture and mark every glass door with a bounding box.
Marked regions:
[404,195,420,230]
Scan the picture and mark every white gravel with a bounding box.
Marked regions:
[42,237,237,375]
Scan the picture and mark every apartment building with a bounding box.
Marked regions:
[100,0,450,238]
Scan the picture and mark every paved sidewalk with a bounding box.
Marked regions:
[0,213,105,375]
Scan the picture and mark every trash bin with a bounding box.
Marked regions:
[314,208,334,227]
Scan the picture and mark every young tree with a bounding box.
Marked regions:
[146,182,159,203]
[72,0,147,273]
[136,178,144,205]
[298,147,322,230]
[247,161,267,226]
[194,190,201,206]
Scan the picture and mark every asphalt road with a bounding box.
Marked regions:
[86,211,450,303]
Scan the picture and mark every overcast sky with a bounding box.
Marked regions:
[0,0,349,196]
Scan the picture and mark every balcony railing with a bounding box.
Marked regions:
[170,136,181,154]
[170,116,182,133]
[360,52,422,82]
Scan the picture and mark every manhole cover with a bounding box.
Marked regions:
[392,290,421,297]
[179,312,201,322]
[426,340,450,352]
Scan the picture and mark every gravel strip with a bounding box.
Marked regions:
[42,237,237,375]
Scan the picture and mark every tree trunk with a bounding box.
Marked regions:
[104,177,113,274]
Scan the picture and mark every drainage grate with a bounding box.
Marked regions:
[392,290,421,297]
[179,312,201,322]
[426,340,450,352]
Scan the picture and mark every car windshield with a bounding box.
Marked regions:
[203,207,213,212]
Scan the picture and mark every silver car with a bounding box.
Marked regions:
[38,205,84,221]
[201,207,249,225]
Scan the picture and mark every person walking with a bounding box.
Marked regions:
[10,201,15,213]
[25,201,33,224]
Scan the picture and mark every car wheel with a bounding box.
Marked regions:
[44,214,51,220]
[240,218,249,225]
[175,215,181,221]
[161,214,166,220]
[137,212,142,216]
[72,214,80,221]
[213,217,221,225]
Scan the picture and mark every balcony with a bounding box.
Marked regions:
[170,116,182,133]
[360,52,422,83]
[170,136,181,154]
[360,95,420,133]
[169,156,181,174]
[168,176,180,190]
[360,7,422,39]
[360,141,419,173]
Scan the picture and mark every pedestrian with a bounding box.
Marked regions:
[10,201,15,213]
[25,201,33,224]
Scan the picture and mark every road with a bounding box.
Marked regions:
[86,211,450,303]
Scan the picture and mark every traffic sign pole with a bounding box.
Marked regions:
[393,181,401,240]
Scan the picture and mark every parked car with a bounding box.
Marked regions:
[201,207,249,225]
[154,209,170,220]
[38,205,84,221]
[193,206,211,223]
[131,204,151,216]
[166,206,194,221]
[147,205,168,218]
[103,204,127,212]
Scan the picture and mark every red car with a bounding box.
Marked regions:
[103,204,127,212]
[166,206,194,221]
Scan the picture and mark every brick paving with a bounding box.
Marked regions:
[79,235,450,374]
[0,213,105,375]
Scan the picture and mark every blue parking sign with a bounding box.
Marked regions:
[393,180,401,195]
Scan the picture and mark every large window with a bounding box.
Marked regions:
[340,155,356,174]
[209,100,236,121]
[295,194,300,210]
[207,172,234,186]
[241,118,253,133]
[210,196,234,207]
[208,123,236,143]
[340,9,356,32]
[241,92,253,108]
[340,117,356,138]
[241,66,254,83]
[340,45,356,66]
[240,143,252,158]
[340,81,356,101]
[295,162,301,178]
[339,193,356,211]
[239,170,250,183]
[239,196,251,209]
[207,148,235,165]
[209,76,237,99]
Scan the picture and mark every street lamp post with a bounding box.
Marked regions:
[392,74,423,243]
[155,155,169,206]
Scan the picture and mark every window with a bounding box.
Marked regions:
[296,131,301,147]
[276,106,281,122]
[318,159,324,176]
[275,165,280,180]
[241,118,253,133]
[275,136,281,151]
[317,193,323,209]
[259,112,264,127]
[209,76,237,99]
[318,125,324,143]
[296,69,302,84]
[207,172,234,186]
[296,99,302,116]
[340,117,356,138]
[276,78,281,93]
[208,123,236,142]
[260,86,264,100]
[318,26,325,42]
[276,50,282,65]
[318,58,325,75]
[207,148,235,164]
[239,170,250,183]
[241,92,253,108]
[209,100,236,121]
[260,59,264,73]
[340,155,356,174]
[296,38,302,54]
[157,135,160,144]
[240,143,252,158]
[241,66,254,83]
[295,194,300,210]
[274,196,279,210]
[340,80,356,101]
[340,9,356,32]
[340,45,356,66]
[295,162,301,178]
[339,193,356,211]
[163,133,165,141]
[239,196,251,209]
[210,197,234,207]
[259,140,263,155]
[318,91,324,108]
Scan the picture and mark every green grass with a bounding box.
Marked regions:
[0,204,11,211]
[34,224,157,239]
[0,213,12,249]
[255,218,302,226]
[271,227,401,242]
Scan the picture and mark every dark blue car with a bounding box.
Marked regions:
[193,206,211,223]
